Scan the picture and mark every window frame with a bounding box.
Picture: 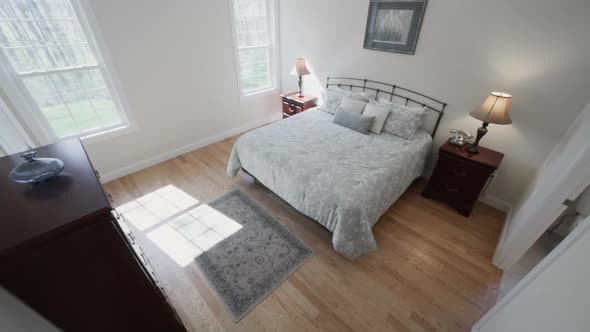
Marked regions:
[0,0,136,144]
[228,0,279,100]
[0,94,33,155]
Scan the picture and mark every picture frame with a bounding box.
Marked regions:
[363,0,428,55]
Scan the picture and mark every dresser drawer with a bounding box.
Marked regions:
[113,211,160,286]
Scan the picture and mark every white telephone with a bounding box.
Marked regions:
[449,129,475,146]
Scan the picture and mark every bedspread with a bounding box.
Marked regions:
[227,108,431,258]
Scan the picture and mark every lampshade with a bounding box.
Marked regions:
[470,92,512,125]
[290,58,311,76]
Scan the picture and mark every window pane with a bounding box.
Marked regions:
[22,75,58,98]
[87,88,113,109]
[89,90,119,126]
[0,0,126,138]
[0,22,28,48]
[52,20,85,44]
[38,96,66,119]
[232,0,272,93]
[4,47,42,72]
[37,96,78,137]
[63,92,101,132]
[79,68,106,90]
[233,0,268,48]
[238,47,269,92]
[48,116,78,137]
[51,71,83,93]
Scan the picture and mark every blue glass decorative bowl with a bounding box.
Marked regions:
[9,150,65,184]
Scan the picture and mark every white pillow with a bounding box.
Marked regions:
[378,97,394,105]
[372,99,426,139]
[340,96,368,114]
[345,90,372,101]
[362,102,391,134]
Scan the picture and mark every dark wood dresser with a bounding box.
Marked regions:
[422,140,504,216]
[281,92,318,118]
[0,139,185,331]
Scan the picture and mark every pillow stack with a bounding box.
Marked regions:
[320,87,372,114]
[321,88,426,139]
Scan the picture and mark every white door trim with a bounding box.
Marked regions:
[492,101,590,269]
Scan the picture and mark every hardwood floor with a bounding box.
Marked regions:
[104,134,504,332]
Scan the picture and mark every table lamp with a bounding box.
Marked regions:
[467,92,512,154]
[290,58,311,97]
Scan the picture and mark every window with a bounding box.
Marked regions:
[0,0,128,139]
[230,0,277,96]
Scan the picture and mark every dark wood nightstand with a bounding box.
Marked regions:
[281,92,318,119]
[422,140,504,216]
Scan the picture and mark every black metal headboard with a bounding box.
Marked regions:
[326,77,447,137]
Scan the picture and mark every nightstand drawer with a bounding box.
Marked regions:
[431,156,490,195]
[438,155,489,182]
[282,101,301,117]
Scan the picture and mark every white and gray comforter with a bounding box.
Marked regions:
[227,108,431,258]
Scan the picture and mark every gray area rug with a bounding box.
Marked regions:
[195,189,314,321]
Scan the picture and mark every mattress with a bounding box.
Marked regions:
[227,108,432,258]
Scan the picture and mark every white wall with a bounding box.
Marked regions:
[81,0,281,180]
[473,215,590,332]
[279,0,590,207]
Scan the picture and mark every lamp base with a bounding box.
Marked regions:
[466,144,480,154]
[466,122,489,154]
[297,75,303,97]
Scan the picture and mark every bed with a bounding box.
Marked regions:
[227,78,446,258]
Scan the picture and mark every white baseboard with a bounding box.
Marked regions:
[479,194,512,212]
[493,207,513,269]
[99,114,281,183]
[420,176,512,212]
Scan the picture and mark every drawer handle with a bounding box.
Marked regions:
[128,232,136,245]
[452,168,466,177]
[107,193,114,203]
[94,170,101,179]
[140,252,150,266]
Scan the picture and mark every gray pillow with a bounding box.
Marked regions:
[333,108,375,134]
[372,99,426,139]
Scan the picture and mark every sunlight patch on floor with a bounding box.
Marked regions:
[117,184,199,230]
[146,205,243,267]
[117,185,242,267]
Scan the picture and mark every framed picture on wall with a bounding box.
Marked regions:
[363,0,428,55]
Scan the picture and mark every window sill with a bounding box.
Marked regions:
[80,124,136,145]
[240,86,278,102]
